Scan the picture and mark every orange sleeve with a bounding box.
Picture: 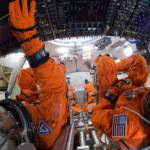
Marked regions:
[93,98,113,111]
[96,56,117,97]
[17,68,39,104]
[116,55,136,72]
[116,54,148,85]
[92,98,113,136]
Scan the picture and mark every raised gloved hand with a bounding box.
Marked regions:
[9,0,36,40]
[104,79,132,104]
[9,0,43,56]
[114,79,132,91]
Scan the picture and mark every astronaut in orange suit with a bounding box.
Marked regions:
[84,79,96,102]
[67,80,74,102]
[96,55,117,97]
[9,0,68,149]
[67,80,82,113]
[83,79,96,113]
[92,54,150,149]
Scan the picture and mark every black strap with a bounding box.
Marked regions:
[11,25,36,32]
[104,92,118,102]
[26,47,49,68]
[19,33,39,45]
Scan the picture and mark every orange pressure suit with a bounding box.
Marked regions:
[92,54,150,149]
[69,84,82,112]
[84,82,96,112]
[84,81,96,102]
[68,82,82,112]
[96,55,117,97]
[68,82,74,101]
[9,0,68,149]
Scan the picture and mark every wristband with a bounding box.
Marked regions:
[104,92,118,102]
[26,47,49,68]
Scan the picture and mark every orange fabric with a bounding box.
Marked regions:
[9,1,68,148]
[115,137,150,150]
[96,56,117,97]
[84,82,97,113]
[116,54,148,86]
[92,79,149,149]
[59,64,67,74]
[84,82,96,102]
[17,68,39,104]
[83,102,96,113]
[71,104,81,112]
[17,68,36,90]
[84,82,95,93]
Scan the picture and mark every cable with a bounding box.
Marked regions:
[44,0,56,39]
[0,14,9,21]
[121,106,150,124]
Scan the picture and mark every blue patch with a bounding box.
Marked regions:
[37,121,52,135]
[118,115,128,125]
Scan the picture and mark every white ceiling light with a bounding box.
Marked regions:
[49,36,100,47]
[82,45,93,52]
[83,53,91,60]
[82,45,93,60]
[59,54,77,61]
[115,59,120,63]
[57,47,69,54]
[124,46,133,57]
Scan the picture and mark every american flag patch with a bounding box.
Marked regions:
[112,114,128,137]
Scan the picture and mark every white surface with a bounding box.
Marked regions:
[10,82,20,99]
[145,74,150,88]
[123,46,133,57]
[117,73,128,80]
[46,36,137,60]
[0,52,25,69]
[0,92,5,100]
